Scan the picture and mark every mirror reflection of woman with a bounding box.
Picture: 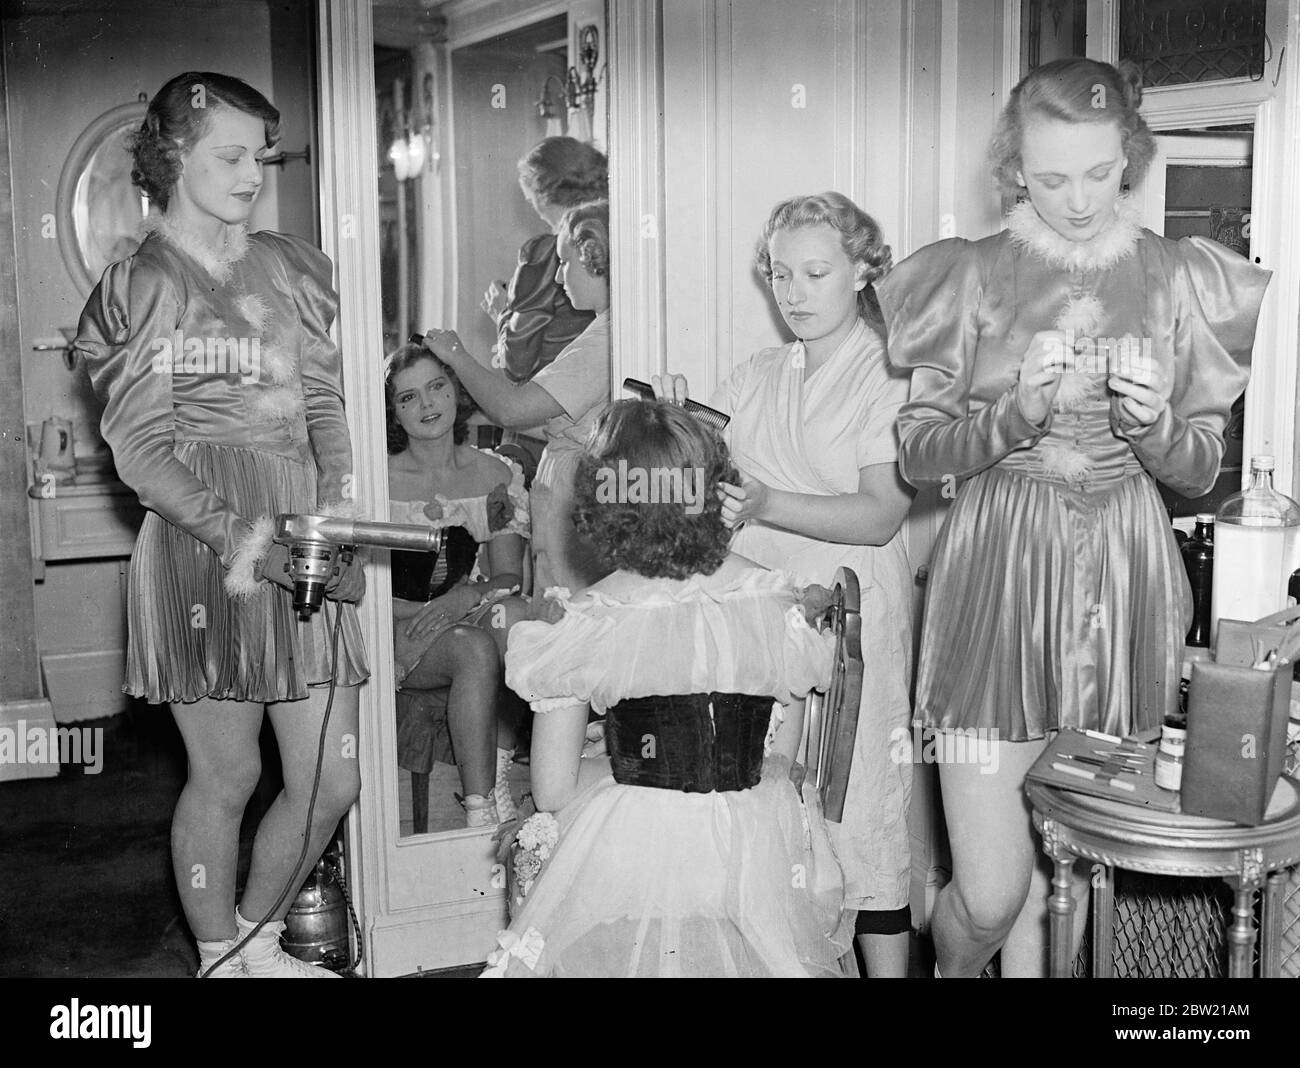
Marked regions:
[654,193,917,977]
[482,137,607,383]
[877,58,1271,977]
[384,346,531,827]
[424,200,612,596]
[74,72,367,978]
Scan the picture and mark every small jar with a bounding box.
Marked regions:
[1155,722,1185,792]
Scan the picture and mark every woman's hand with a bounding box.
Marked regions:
[481,280,509,320]
[1015,330,1069,426]
[325,548,366,603]
[718,473,771,529]
[257,543,296,592]
[650,374,690,406]
[422,328,472,365]
[1109,357,1169,429]
[798,583,836,627]
[403,583,484,640]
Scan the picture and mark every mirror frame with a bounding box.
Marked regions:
[55,99,148,296]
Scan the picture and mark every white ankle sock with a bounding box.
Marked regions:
[196,935,245,977]
[234,907,284,970]
[235,906,339,977]
[465,792,498,827]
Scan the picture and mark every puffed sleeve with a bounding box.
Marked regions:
[1111,236,1269,497]
[436,450,531,542]
[782,603,836,699]
[505,598,612,713]
[75,258,263,569]
[262,232,355,512]
[877,238,1049,486]
[485,450,530,540]
[497,235,591,383]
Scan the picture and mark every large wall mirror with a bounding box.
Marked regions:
[55,99,150,297]
[370,1,610,855]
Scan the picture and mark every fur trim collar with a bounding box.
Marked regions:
[141,214,249,284]
[1005,196,1143,273]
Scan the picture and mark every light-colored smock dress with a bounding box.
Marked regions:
[528,310,610,595]
[711,317,914,913]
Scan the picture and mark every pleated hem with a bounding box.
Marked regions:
[916,465,1188,740]
[123,442,370,705]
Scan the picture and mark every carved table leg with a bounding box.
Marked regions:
[1260,870,1286,979]
[1041,818,1076,978]
[1226,847,1264,979]
[1090,863,1114,979]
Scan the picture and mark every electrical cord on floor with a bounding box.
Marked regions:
[200,597,345,978]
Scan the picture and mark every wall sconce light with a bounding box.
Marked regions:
[535,73,567,137]
[386,75,432,182]
[564,25,602,142]
[572,24,600,112]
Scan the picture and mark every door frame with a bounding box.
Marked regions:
[319,0,510,977]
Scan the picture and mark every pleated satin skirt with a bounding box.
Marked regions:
[124,442,369,705]
[915,465,1190,740]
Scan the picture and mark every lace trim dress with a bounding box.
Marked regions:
[481,568,853,977]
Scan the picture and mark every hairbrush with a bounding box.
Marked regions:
[622,378,730,431]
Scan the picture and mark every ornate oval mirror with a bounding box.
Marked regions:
[56,98,150,296]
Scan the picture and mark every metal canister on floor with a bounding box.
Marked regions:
[282,846,355,974]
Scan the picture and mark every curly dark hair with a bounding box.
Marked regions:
[384,343,477,453]
[573,400,737,580]
[517,136,608,210]
[130,72,281,211]
[557,199,610,278]
[989,57,1156,199]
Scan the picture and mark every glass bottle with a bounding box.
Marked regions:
[1181,513,1214,648]
[1211,455,1300,639]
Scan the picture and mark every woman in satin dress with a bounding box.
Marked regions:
[75,72,366,977]
[876,57,1271,976]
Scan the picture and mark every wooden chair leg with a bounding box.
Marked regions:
[411,770,429,835]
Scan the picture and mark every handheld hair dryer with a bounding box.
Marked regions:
[274,513,445,620]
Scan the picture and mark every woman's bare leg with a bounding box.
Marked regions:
[1000,835,1090,976]
[479,594,532,752]
[858,932,910,978]
[169,698,265,940]
[402,623,499,797]
[929,737,1049,977]
[236,682,360,921]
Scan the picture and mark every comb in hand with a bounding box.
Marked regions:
[622,378,730,431]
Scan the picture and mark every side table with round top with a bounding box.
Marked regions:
[1027,775,1300,977]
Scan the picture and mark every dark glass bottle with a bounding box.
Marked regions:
[1289,568,1300,680]
[1181,513,1214,648]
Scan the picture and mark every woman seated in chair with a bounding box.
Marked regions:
[481,400,852,977]
[385,343,531,827]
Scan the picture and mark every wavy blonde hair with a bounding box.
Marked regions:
[755,192,892,333]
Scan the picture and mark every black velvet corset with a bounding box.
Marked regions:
[604,693,773,793]
[390,525,479,601]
